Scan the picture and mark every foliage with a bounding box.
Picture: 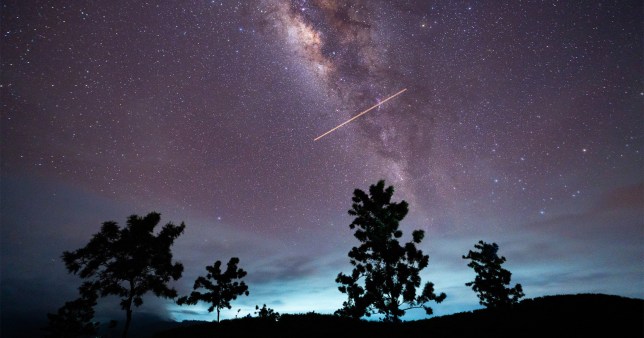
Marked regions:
[463,240,524,308]
[44,292,99,338]
[62,212,185,338]
[178,257,249,322]
[255,304,280,321]
[335,180,446,322]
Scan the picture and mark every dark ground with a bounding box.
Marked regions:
[153,294,644,338]
[3,293,640,337]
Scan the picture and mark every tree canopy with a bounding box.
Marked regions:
[255,304,280,321]
[336,180,446,322]
[62,212,185,338]
[463,240,524,308]
[178,257,250,322]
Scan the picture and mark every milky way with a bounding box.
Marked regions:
[1,0,642,329]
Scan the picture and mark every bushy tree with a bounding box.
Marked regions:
[178,257,249,322]
[335,180,446,322]
[44,292,99,338]
[62,212,185,338]
[463,240,524,308]
[255,304,280,321]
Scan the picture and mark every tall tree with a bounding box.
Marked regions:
[62,212,185,338]
[463,240,524,308]
[336,180,446,322]
[177,257,249,322]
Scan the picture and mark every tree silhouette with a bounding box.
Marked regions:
[44,291,99,338]
[463,240,525,308]
[255,304,280,321]
[177,257,249,322]
[62,212,185,338]
[335,180,446,322]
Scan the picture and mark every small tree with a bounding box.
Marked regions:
[44,292,99,338]
[255,304,280,321]
[62,212,185,338]
[463,240,524,308]
[336,180,446,322]
[178,257,249,322]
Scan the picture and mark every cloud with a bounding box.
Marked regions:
[247,254,321,284]
[523,182,643,242]
[593,182,644,212]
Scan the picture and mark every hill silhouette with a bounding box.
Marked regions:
[154,294,643,338]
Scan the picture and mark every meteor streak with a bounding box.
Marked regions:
[314,88,408,141]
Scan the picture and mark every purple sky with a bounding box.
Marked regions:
[2,0,642,326]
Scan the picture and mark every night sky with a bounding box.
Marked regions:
[2,0,642,328]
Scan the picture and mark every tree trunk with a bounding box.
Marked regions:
[122,299,133,338]
[122,283,135,338]
[217,308,220,323]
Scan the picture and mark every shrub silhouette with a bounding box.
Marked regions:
[178,257,249,322]
[336,180,446,322]
[255,304,280,321]
[62,212,185,338]
[43,291,99,338]
[463,240,524,308]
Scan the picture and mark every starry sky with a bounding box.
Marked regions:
[2,0,642,328]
